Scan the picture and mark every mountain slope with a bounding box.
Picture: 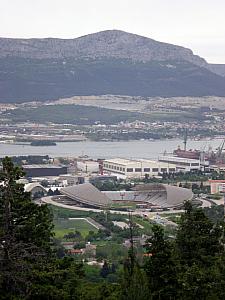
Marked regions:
[0,30,207,67]
[208,64,225,77]
[0,30,224,102]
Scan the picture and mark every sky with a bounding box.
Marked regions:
[0,0,225,63]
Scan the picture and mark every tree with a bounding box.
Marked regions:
[120,256,149,300]
[0,157,53,296]
[100,261,111,278]
[176,201,222,267]
[144,225,178,299]
[47,188,54,196]
[176,201,225,299]
[120,212,149,300]
[200,181,204,190]
[0,157,83,299]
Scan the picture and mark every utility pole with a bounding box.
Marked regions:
[183,128,188,151]
[128,210,135,275]
[224,192,225,225]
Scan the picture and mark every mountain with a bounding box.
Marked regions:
[0,30,208,66]
[208,64,225,77]
[0,30,224,103]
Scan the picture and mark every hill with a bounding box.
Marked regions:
[208,64,225,77]
[0,30,224,102]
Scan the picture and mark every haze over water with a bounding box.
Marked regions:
[0,139,222,159]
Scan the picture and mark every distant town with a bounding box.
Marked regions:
[0,95,224,144]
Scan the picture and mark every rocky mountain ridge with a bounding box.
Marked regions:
[0,30,224,102]
[0,30,207,67]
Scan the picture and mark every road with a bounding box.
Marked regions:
[40,196,185,217]
[199,199,212,208]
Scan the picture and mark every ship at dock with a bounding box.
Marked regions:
[173,146,201,159]
[173,130,225,164]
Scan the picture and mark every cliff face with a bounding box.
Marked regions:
[0,30,207,66]
[0,30,224,103]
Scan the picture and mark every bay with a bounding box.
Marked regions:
[0,139,222,159]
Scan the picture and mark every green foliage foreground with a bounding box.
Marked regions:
[1,157,225,299]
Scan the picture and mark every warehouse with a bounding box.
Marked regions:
[103,158,176,178]
[23,164,67,177]
[158,156,201,172]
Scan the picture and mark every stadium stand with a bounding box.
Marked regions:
[59,183,192,209]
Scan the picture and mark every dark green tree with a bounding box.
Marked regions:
[144,224,178,299]
[176,201,222,267]
[120,256,149,300]
[176,201,225,299]
[100,260,111,278]
[0,157,83,299]
[0,157,53,296]
[120,212,149,300]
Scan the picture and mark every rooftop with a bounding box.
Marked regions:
[159,156,200,163]
[23,164,66,169]
[60,183,112,208]
[104,158,175,166]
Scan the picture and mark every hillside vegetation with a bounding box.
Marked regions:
[0,30,224,102]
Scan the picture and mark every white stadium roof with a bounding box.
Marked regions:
[60,183,192,209]
[24,182,46,193]
[60,183,112,208]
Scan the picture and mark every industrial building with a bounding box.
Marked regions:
[23,164,67,177]
[158,156,201,172]
[58,174,85,186]
[103,158,176,178]
[77,160,99,173]
[209,164,225,173]
[89,175,117,185]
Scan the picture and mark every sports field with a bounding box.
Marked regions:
[54,218,98,238]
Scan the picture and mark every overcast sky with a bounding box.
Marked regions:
[1,0,224,63]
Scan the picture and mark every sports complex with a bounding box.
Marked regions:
[58,183,193,211]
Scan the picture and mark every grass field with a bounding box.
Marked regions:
[54,218,98,238]
[133,216,153,234]
[110,202,137,210]
[50,205,91,218]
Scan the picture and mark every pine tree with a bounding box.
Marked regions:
[100,260,110,278]
[120,257,149,300]
[120,212,149,300]
[176,201,224,299]
[0,157,83,299]
[176,201,222,267]
[144,224,178,300]
[0,157,53,296]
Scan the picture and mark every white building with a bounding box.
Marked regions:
[58,174,84,186]
[158,156,201,172]
[77,160,99,173]
[103,158,176,178]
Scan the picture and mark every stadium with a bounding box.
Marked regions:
[59,183,193,210]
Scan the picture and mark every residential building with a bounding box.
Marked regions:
[209,180,225,194]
